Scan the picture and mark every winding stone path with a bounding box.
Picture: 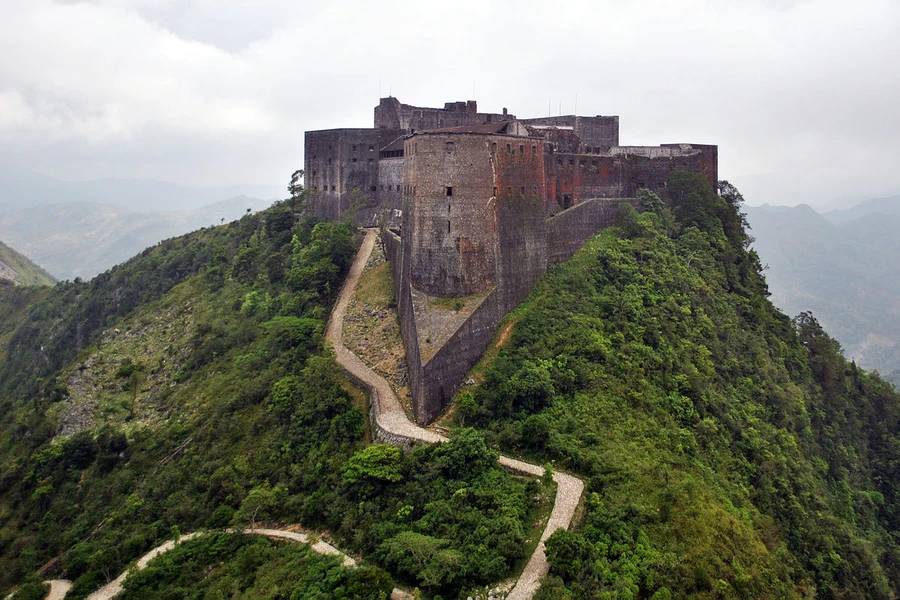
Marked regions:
[327,228,585,600]
[44,581,73,600]
[84,533,203,600]
[44,528,408,600]
[246,528,356,568]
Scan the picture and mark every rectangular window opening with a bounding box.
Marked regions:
[446,186,453,197]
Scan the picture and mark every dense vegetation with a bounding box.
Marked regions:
[463,173,900,598]
[118,533,394,599]
[0,201,540,599]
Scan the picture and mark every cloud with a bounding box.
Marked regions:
[0,0,897,205]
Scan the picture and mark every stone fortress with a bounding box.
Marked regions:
[305,97,717,424]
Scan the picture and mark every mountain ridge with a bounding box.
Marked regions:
[0,167,283,214]
[0,196,275,280]
[0,240,55,286]
[745,197,900,384]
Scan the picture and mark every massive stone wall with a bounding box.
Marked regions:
[545,146,718,209]
[384,229,427,423]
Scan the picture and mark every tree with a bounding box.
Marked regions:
[343,444,404,484]
[233,482,284,530]
[288,169,304,198]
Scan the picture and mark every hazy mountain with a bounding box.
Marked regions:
[822,194,900,225]
[746,200,900,384]
[0,196,275,280]
[0,240,55,286]
[0,166,284,213]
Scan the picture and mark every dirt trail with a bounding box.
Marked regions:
[327,228,585,600]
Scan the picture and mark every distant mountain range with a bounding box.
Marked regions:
[0,240,55,286]
[0,167,284,213]
[745,195,900,385]
[0,196,276,280]
[0,168,284,280]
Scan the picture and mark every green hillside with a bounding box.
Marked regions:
[3,176,900,599]
[0,240,54,286]
[0,201,545,600]
[462,174,900,598]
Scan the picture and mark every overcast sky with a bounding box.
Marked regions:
[0,0,898,207]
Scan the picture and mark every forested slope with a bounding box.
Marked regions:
[0,201,542,600]
[462,174,900,599]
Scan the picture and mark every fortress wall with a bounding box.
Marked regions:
[547,154,628,208]
[405,134,499,298]
[660,143,718,190]
[305,129,383,221]
[419,290,505,424]
[547,198,638,263]
[546,149,719,208]
[304,128,404,224]
[383,228,428,424]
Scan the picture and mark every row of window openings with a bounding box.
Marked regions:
[402,142,539,156]
[350,158,375,163]
[310,184,403,193]
[557,158,599,169]
[307,183,542,196]
[490,143,537,157]
[398,185,537,196]
[308,144,375,162]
